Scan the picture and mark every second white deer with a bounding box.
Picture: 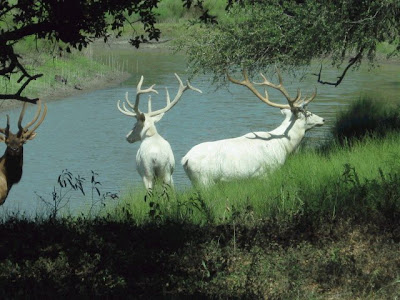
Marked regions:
[182,69,325,186]
[117,73,202,190]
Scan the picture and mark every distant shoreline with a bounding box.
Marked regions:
[0,38,173,112]
[0,70,131,112]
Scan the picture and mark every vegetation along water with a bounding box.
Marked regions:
[0,0,399,298]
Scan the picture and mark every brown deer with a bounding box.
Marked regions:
[0,99,47,204]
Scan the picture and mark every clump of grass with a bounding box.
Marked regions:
[330,96,400,146]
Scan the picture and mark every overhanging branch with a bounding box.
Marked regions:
[0,94,39,104]
[313,47,364,87]
[0,42,43,103]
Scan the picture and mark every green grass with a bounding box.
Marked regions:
[376,40,399,58]
[1,98,400,298]
[119,0,228,41]
[331,97,400,146]
[154,0,228,22]
[113,131,400,226]
[114,97,400,226]
[0,38,127,100]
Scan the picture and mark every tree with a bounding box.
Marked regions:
[0,0,213,103]
[177,0,400,86]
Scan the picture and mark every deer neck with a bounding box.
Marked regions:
[141,125,159,140]
[270,115,306,154]
[1,148,24,188]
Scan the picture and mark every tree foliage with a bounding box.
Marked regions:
[177,0,400,86]
[1,0,399,103]
[0,0,214,103]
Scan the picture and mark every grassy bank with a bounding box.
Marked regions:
[117,97,400,226]
[0,38,129,111]
[116,131,400,226]
[1,99,400,298]
[1,145,400,298]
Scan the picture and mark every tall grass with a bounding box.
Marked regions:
[114,131,400,225]
[1,97,400,299]
[331,97,400,146]
[114,97,400,226]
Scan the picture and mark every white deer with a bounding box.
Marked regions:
[182,69,325,186]
[117,73,202,191]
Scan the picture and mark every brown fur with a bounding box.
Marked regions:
[0,100,47,205]
[0,148,23,204]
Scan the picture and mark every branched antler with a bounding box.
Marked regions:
[228,68,316,111]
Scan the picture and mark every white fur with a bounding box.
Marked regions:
[119,74,202,190]
[127,113,174,190]
[182,109,324,186]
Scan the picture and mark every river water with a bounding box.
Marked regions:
[1,48,399,216]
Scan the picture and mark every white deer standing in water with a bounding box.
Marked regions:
[117,73,202,191]
[182,69,325,186]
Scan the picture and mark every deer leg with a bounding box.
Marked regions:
[161,173,173,199]
[142,176,153,190]
[163,172,173,187]
[142,176,154,202]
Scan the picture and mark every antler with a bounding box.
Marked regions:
[0,100,47,140]
[0,115,10,136]
[227,68,317,111]
[19,99,47,139]
[117,75,158,117]
[147,73,202,117]
[117,74,202,118]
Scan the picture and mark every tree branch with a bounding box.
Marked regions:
[0,94,39,103]
[313,47,364,87]
[0,22,54,43]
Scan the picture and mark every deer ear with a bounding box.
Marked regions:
[139,113,146,122]
[0,136,5,143]
[152,113,164,123]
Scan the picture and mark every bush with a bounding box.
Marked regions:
[331,97,400,146]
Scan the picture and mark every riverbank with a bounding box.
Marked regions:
[0,70,131,112]
[0,36,181,112]
[0,43,132,112]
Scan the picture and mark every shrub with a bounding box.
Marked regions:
[331,97,400,146]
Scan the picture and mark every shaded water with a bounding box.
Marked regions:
[1,48,399,216]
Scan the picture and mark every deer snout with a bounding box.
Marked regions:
[126,131,134,143]
[7,146,21,156]
[126,130,141,143]
[316,118,325,126]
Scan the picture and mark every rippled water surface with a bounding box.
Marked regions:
[1,49,399,215]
